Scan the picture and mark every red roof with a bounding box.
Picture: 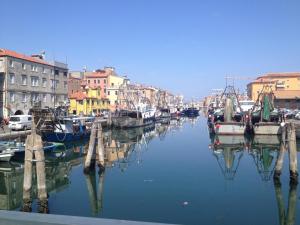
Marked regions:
[0,49,52,66]
[69,91,87,100]
[257,72,300,79]
[85,71,108,78]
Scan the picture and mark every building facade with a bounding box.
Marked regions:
[247,72,300,109]
[0,49,68,118]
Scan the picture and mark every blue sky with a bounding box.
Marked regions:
[1,0,300,100]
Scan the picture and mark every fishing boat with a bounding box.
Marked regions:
[112,83,156,129]
[112,105,156,129]
[250,86,283,135]
[41,116,94,142]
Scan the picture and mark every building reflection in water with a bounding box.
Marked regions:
[0,118,185,213]
[83,119,185,215]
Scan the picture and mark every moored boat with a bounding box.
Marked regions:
[41,116,94,142]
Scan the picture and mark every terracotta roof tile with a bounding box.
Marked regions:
[0,48,52,66]
[69,91,87,100]
[85,71,108,78]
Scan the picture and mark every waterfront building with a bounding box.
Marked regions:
[68,84,109,115]
[0,49,68,118]
[68,76,82,97]
[247,72,300,109]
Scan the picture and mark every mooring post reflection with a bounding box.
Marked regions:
[274,180,298,225]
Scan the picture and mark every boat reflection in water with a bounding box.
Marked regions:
[249,135,280,181]
[0,118,185,212]
[209,134,299,225]
[209,135,245,180]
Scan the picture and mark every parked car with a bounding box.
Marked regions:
[8,115,32,131]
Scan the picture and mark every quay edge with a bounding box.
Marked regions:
[0,210,178,225]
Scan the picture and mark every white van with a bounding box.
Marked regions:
[8,115,32,131]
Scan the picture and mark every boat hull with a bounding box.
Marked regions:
[0,153,14,162]
[214,122,246,135]
[42,132,90,142]
[112,116,154,129]
[253,122,282,135]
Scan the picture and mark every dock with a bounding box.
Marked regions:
[0,210,176,225]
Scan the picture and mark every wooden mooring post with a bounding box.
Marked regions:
[274,122,298,184]
[22,118,48,213]
[84,121,106,174]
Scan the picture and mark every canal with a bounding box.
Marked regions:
[0,115,300,225]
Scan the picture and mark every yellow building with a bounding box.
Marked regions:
[247,72,300,101]
[69,87,109,115]
[247,72,300,109]
[107,74,126,111]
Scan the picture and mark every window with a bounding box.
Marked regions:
[51,69,54,75]
[9,73,15,84]
[31,76,39,86]
[42,78,47,87]
[31,93,39,102]
[111,83,114,87]
[64,81,67,89]
[10,92,15,102]
[79,100,83,105]
[51,79,58,89]
[21,75,27,85]
[63,72,67,76]
[55,70,59,75]
[22,63,26,70]
[115,91,118,95]
[51,95,55,103]
[94,80,96,84]
[43,94,47,103]
[31,65,38,72]
[97,79,100,84]
[88,80,90,84]
[42,67,46,73]
[107,91,110,95]
[104,79,106,84]
[9,60,13,67]
[22,93,27,102]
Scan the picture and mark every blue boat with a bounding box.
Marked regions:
[41,116,94,142]
[183,107,199,117]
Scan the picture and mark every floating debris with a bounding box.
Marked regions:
[182,201,189,206]
[144,179,154,182]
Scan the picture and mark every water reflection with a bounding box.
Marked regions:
[249,136,280,181]
[210,135,244,180]
[210,133,299,225]
[0,118,185,211]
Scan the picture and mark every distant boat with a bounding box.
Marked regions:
[112,106,156,129]
[183,107,199,117]
[41,116,94,142]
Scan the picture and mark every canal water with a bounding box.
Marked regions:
[0,115,300,225]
